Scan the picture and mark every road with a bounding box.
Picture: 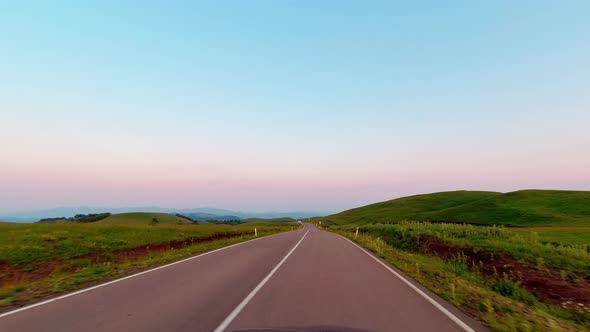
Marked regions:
[0,224,487,332]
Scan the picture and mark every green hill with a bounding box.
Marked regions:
[98,212,192,225]
[323,190,590,226]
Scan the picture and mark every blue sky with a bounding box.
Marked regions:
[1,1,589,213]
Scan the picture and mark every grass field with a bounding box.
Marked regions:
[322,190,590,226]
[510,227,590,246]
[97,212,193,225]
[0,215,294,311]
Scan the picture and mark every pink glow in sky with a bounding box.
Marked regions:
[2,2,590,213]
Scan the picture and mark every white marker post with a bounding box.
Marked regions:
[355,227,359,238]
[254,228,257,237]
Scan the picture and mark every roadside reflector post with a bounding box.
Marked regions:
[355,227,359,238]
[255,228,257,237]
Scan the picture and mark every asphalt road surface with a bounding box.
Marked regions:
[0,224,488,332]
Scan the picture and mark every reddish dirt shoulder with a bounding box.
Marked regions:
[414,235,590,309]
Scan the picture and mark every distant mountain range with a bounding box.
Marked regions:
[175,212,241,222]
[0,206,324,223]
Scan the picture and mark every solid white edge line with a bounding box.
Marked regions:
[339,235,476,332]
[213,229,310,332]
[0,230,297,319]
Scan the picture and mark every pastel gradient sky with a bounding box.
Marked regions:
[1,1,589,213]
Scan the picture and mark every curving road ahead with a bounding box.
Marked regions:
[0,224,488,332]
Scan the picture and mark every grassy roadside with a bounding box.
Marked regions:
[0,222,295,312]
[320,223,589,332]
[509,227,590,246]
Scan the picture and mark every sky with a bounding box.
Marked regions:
[1,1,589,213]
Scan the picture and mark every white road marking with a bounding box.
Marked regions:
[0,230,298,319]
[340,235,476,332]
[213,229,310,332]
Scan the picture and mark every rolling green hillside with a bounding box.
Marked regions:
[98,212,192,225]
[323,190,590,226]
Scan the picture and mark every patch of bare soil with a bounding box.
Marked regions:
[0,261,60,287]
[414,235,590,309]
[89,232,246,262]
